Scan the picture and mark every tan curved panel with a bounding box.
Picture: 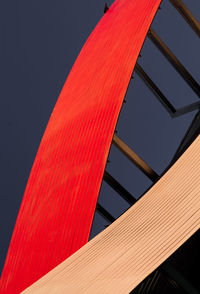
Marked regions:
[22,136,200,294]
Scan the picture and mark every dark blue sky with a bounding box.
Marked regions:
[0,0,199,275]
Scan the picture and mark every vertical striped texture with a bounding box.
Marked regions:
[0,0,161,293]
[23,136,200,294]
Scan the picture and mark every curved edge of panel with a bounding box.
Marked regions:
[22,135,200,294]
[0,1,161,293]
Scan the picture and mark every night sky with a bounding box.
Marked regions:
[0,0,199,275]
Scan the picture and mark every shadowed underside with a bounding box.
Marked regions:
[0,0,161,293]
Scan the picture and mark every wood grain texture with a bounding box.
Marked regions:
[0,0,161,293]
[23,136,200,294]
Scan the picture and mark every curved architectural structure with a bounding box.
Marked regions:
[22,135,200,293]
[0,0,161,293]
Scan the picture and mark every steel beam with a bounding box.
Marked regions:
[169,0,200,38]
[172,111,200,163]
[112,134,159,182]
[174,101,200,117]
[96,203,115,223]
[148,29,200,98]
[135,63,200,117]
[135,63,176,115]
[103,171,136,205]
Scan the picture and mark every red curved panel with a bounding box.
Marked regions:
[0,0,161,293]
[22,136,200,294]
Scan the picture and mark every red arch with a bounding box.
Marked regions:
[0,0,161,293]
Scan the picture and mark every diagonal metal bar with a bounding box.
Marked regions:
[96,203,115,223]
[148,29,200,98]
[103,171,136,205]
[169,0,200,38]
[135,63,200,118]
[112,134,159,182]
[135,63,176,116]
[171,111,200,163]
[174,101,200,117]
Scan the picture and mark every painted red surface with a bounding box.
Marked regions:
[0,0,161,293]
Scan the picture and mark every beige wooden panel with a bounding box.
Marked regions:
[23,136,200,294]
